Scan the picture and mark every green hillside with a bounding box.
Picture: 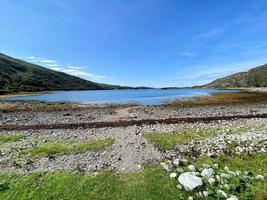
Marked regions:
[203,64,267,88]
[0,53,128,94]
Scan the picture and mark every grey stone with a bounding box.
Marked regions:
[178,172,203,191]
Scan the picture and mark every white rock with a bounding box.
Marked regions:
[220,173,231,179]
[178,172,203,191]
[208,177,216,185]
[255,175,264,181]
[176,184,183,190]
[173,158,180,166]
[201,168,214,178]
[203,191,209,197]
[207,152,217,157]
[170,172,177,179]
[188,164,196,171]
[160,161,173,171]
[227,195,239,200]
[217,190,227,198]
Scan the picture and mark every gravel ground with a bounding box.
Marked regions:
[1,103,267,126]
[0,116,266,173]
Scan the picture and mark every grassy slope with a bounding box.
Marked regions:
[0,53,128,94]
[203,64,267,88]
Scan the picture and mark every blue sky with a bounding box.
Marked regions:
[1,0,267,87]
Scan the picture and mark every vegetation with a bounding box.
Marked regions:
[170,91,267,106]
[0,53,129,94]
[0,134,23,143]
[22,139,114,157]
[144,127,247,150]
[195,153,267,200]
[0,153,265,199]
[202,64,267,88]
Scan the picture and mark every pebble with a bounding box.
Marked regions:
[170,172,177,179]
[173,158,180,166]
[188,165,196,171]
[176,184,183,190]
[208,177,216,185]
[255,174,264,181]
[203,191,209,197]
[201,168,214,178]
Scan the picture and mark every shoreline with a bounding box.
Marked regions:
[0,87,266,108]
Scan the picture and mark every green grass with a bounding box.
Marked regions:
[0,166,182,200]
[0,153,266,199]
[72,139,114,154]
[0,134,23,143]
[22,138,114,157]
[144,128,249,150]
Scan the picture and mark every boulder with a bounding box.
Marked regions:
[178,172,203,191]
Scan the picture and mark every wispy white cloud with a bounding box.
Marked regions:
[25,55,107,81]
[40,59,57,63]
[62,67,107,80]
[67,65,82,70]
[46,63,59,67]
[50,67,64,71]
[173,58,267,86]
[27,56,37,59]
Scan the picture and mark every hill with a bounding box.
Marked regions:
[202,64,267,88]
[0,53,129,94]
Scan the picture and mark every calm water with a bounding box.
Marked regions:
[1,89,235,105]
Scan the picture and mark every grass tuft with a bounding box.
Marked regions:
[72,139,114,153]
[22,138,114,157]
[0,134,23,143]
[144,128,248,150]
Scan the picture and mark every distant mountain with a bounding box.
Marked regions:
[202,64,267,88]
[0,53,130,94]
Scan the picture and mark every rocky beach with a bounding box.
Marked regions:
[0,90,266,199]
